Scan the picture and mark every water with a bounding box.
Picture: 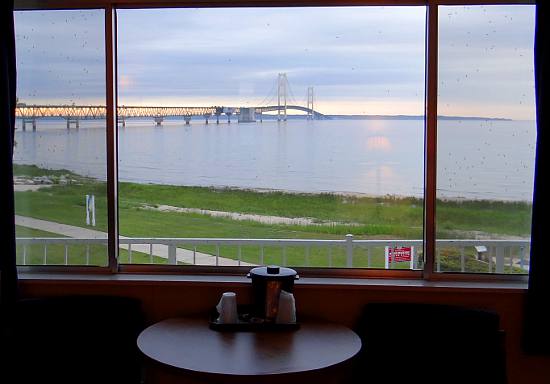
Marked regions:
[13,118,536,201]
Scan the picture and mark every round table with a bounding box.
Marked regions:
[137,317,362,384]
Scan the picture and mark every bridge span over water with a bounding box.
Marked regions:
[16,73,324,130]
[15,104,326,130]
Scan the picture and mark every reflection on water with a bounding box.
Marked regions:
[13,118,536,201]
[366,136,392,151]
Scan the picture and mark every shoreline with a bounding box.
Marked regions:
[12,164,533,204]
[121,179,533,204]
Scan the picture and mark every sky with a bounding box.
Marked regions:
[15,5,536,119]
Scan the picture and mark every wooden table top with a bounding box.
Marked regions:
[137,317,362,377]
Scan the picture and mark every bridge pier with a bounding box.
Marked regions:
[66,118,79,130]
[118,116,126,127]
[238,108,256,123]
[215,113,221,124]
[184,115,192,125]
[22,118,37,131]
[204,113,211,124]
[154,116,164,126]
[225,112,232,124]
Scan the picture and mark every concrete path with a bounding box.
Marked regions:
[15,215,255,266]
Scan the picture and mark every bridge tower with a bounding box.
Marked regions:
[277,73,288,121]
[307,87,314,120]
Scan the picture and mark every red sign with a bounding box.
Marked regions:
[387,247,412,263]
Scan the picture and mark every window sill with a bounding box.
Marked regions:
[18,272,527,293]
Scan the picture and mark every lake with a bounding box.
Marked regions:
[13,117,536,201]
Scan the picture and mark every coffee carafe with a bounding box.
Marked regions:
[247,265,298,322]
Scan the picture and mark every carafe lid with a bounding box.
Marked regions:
[248,265,297,278]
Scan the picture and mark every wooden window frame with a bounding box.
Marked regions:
[13,0,534,283]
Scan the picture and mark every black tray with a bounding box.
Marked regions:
[209,305,300,332]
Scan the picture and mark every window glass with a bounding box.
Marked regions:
[436,5,536,274]
[14,10,107,266]
[117,7,426,269]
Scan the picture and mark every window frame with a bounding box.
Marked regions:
[13,0,535,283]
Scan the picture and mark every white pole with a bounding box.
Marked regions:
[410,246,415,270]
[86,195,90,225]
[385,246,390,269]
[91,195,96,227]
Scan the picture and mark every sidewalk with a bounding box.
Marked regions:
[15,215,255,266]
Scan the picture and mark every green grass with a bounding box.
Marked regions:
[13,165,530,271]
[121,181,532,239]
[437,199,532,237]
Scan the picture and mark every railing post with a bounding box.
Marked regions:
[346,234,353,268]
[367,246,372,268]
[238,246,242,266]
[260,246,264,265]
[168,245,177,265]
[520,246,525,271]
[496,245,505,274]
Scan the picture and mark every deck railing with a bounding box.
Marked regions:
[15,236,529,273]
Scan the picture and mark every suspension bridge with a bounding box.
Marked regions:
[15,73,326,130]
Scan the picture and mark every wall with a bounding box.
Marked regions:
[18,276,550,384]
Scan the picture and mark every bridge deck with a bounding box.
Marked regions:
[15,105,324,119]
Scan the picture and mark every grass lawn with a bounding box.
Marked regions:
[13,164,530,272]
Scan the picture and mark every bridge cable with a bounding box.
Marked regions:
[258,78,278,107]
[285,76,300,106]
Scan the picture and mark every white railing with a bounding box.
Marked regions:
[15,235,530,273]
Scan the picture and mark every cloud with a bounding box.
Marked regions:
[15,5,536,118]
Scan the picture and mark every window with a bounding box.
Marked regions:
[116,7,426,269]
[436,5,536,274]
[14,9,108,266]
[12,0,536,279]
